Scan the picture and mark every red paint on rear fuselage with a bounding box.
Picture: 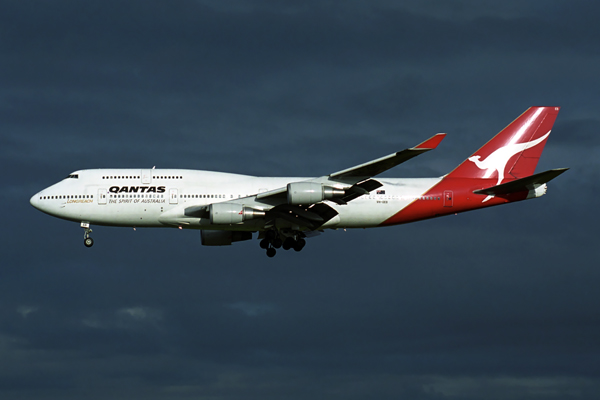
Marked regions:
[380,177,531,226]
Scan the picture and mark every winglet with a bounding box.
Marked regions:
[414,133,446,149]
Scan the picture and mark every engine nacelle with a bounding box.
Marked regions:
[201,230,252,246]
[209,203,265,225]
[286,182,345,205]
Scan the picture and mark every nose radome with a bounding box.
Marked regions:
[30,192,41,210]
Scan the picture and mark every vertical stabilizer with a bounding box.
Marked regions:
[445,107,560,185]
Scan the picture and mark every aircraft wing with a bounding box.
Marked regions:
[328,133,446,182]
[256,133,446,204]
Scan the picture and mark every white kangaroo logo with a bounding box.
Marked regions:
[469,131,550,202]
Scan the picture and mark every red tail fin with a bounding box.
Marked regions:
[446,107,560,185]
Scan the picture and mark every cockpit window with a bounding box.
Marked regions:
[65,174,79,179]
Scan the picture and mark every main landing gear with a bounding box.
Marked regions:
[81,222,94,248]
[259,230,306,257]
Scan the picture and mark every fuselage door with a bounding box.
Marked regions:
[98,189,107,205]
[443,190,453,207]
[169,188,178,204]
[141,169,152,184]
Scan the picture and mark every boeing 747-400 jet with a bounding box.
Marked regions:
[31,107,567,257]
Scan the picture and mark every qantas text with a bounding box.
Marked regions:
[109,186,166,193]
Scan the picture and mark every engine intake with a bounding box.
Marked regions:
[287,182,345,205]
[209,203,265,225]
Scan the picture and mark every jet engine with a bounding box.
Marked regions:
[286,182,345,205]
[209,203,265,225]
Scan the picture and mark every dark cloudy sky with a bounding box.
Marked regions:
[2,1,599,399]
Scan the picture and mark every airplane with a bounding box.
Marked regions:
[30,107,567,257]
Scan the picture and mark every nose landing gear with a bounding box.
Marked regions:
[81,222,94,248]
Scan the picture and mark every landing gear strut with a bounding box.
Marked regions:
[261,231,278,257]
[81,222,94,248]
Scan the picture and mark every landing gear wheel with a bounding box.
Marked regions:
[84,237,94,247]
[259,238,269,249]
[272,237,282,249]
[282,237,294,250]
[266,247,276,258]
[293,238,306,252]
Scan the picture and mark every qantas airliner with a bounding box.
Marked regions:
[31,107,567,257]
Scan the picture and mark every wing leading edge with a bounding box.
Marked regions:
[328,133,446,182]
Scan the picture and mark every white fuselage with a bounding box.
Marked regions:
[30,169,442,231]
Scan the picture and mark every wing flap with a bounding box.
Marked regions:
[266,203,339,230]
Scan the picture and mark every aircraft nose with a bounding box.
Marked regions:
[30,192,42,210]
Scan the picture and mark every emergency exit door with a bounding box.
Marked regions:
[98,189,107,205]
[169,188,178,204]
[443,190,453,207]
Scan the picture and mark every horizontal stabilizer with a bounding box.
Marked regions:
[329,133,446,181]
[473,168,568,196]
